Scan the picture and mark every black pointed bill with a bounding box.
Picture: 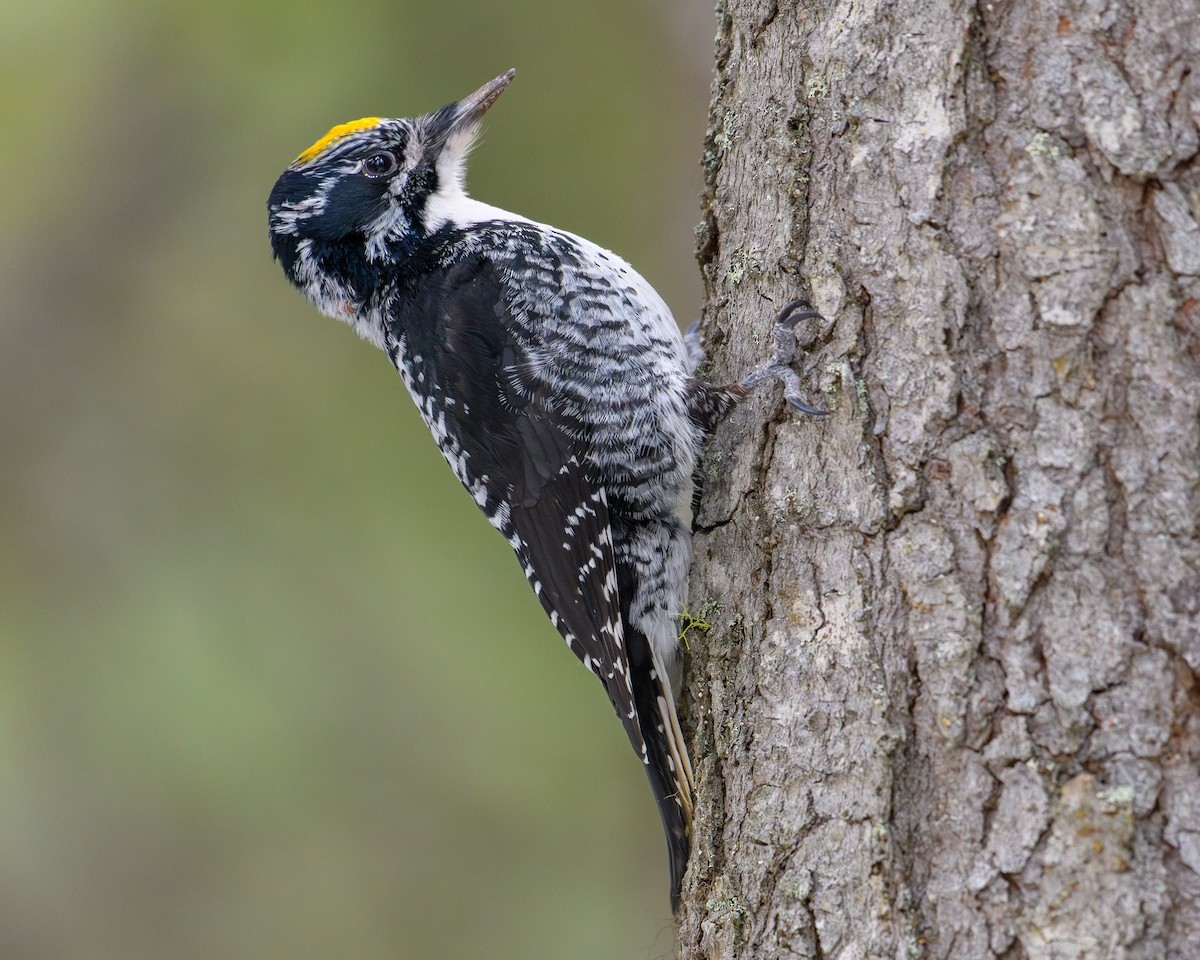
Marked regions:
[453,69,516,128]
[426,68,516,144]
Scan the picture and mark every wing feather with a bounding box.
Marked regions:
[387,255,647,759]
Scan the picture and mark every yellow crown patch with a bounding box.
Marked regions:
[295,117,381,164]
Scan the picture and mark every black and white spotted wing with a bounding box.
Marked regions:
[385,256,647,761]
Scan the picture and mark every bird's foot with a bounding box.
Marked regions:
[738,299,829,417]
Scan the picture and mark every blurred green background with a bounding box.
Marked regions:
[0,2,712,957]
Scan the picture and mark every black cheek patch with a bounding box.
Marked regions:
[267,169,319,215]
[304,177,389,241]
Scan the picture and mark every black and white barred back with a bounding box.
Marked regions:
[267,70,825,909]
[381,221,703,890]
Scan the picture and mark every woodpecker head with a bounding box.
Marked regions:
[267,69,515,279]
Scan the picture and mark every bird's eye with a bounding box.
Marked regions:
[362,152,397,178]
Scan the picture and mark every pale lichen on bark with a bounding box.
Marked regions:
[681,1,1200,957]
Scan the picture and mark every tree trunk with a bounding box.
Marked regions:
[680,1,1200,957]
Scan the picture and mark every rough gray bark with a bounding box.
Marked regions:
[681,1,1200,957]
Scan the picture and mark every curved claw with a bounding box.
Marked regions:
[783,387,830,417]
[777,305,822,347]
[778,299,822,329]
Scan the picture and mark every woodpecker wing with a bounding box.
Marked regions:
[386,256,645,758]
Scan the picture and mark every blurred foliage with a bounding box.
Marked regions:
[0,0,711,957]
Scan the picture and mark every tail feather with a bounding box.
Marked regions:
[633,645,694,910]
